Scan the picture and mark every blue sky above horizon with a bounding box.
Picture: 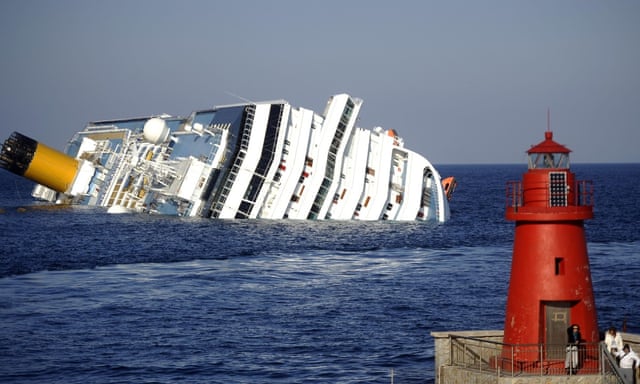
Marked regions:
[1,0,638,164]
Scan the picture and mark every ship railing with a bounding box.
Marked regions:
[85,124,120,131]
[448,335,625,380]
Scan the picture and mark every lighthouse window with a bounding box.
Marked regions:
[555,257,565,275]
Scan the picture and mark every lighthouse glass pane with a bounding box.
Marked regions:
[556,153,569,168]
[529,152,570,169]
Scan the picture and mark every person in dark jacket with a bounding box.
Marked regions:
[565,324,582,374]
[568,324,582,344]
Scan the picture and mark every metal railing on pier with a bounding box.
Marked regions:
[449,335,628,382]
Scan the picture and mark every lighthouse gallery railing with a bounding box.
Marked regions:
[506,179,594,212]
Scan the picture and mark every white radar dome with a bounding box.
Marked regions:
[143,118,170,144]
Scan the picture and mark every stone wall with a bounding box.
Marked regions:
[431,330,503,384]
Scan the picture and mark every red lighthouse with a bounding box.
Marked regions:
[502,130,597,370]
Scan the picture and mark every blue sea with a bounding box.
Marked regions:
[1,164,639,383]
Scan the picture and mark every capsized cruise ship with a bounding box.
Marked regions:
[0,94,455,222]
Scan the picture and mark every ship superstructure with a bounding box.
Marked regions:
[1,94,453,222]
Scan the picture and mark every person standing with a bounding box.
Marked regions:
[565,324,582,374]
[605,326,624,354]
[616,344,640,384]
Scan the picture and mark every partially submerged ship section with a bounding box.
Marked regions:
[0,94,453,222]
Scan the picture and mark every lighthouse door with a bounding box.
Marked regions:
[545,302,571,359]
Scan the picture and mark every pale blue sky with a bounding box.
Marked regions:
[1,0,638,164]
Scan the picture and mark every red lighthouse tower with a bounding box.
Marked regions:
[502,130,597,370]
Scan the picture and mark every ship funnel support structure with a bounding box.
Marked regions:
[0,132,81,193]
[502,130,597,370]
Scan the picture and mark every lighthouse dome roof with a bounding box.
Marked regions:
[527,131,571,154]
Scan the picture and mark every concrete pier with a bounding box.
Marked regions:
[431,330,640,384]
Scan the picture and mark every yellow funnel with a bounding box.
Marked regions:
[1,132,80,193]
[24,142,79,193]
